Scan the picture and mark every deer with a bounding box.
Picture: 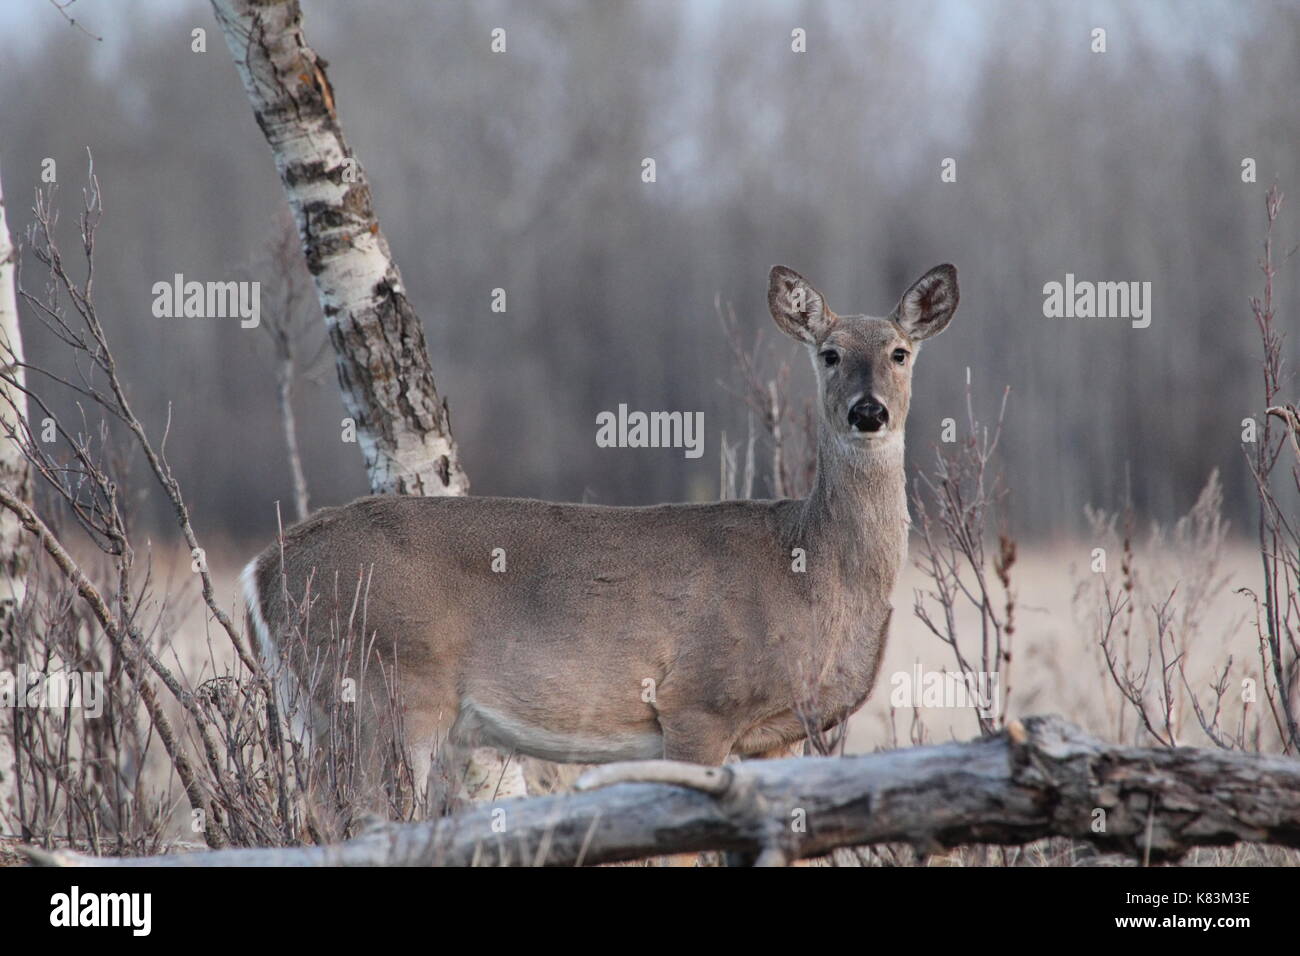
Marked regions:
[241,263,958,815]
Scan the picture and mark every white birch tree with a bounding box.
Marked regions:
[210,0,469,497]
[0,160,32,831]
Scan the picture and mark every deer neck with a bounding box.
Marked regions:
[798,425,909,593]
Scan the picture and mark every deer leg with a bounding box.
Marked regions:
[646,716,731,867]
[732,739,811,866]
[659,714,734,765]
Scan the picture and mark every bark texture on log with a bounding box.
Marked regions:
[26,716,1300,867]
[211,0,468,497]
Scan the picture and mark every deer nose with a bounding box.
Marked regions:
[848,399,889,433]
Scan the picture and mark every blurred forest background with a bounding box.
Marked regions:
[1,0,1296,545]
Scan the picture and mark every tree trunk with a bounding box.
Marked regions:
[0,159,33,832]
[25,716,1300,867]
[0,163,30,616]
[210,0,469,497]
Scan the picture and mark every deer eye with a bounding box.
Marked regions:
[820,350,840,367]
[891,348,909,365]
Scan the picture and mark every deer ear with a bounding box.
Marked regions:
[768,266,836,345]
[893,264,958,341]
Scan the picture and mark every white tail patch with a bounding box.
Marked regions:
[240,557,311,747]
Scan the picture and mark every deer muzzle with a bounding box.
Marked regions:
[848,398,889,433]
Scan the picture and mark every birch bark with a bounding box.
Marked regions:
[211,0,469,496]
[0,160,32,830]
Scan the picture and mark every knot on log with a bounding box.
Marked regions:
[1005,715,1104,820]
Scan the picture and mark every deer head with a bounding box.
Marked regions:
[767,264,959,448]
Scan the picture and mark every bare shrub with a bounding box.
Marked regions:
[5,553,168,854]
[0,168,415,854]
[910,381,1016,737]
[1078,187,1297,758]
[1242,185,1300,755]
[1078,471,1257,750]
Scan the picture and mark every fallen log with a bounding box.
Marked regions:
[24,715,1300,867]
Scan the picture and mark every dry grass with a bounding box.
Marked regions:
[857,540,1260,754]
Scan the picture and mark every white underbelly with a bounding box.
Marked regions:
[459,699,663,763]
